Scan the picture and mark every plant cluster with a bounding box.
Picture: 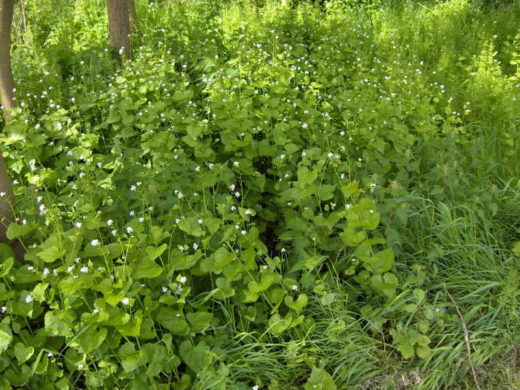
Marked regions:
[0,0,519,388]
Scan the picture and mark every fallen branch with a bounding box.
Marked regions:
[445,288,481,390]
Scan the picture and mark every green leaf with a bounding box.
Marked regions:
[340,227,365,247]
[171,251,202,271]
[370,272,398,298]
[179,341,211,374]
[6,223,34,241]
[201,247,234,274]
[44,310,75,337]
[297,166,317,187]
[156,308,190,336]
[285,294,308,313]
[37,246,66,263]
[0,256,14,277]
[341,181,360,199]
[145,244,167,261]
[133,257,163,279]
[304,367,337,390]
[178,217,204,237]
[187,312,213,333]
[268,313,292,335]
[77,326,108,354]
[0,324,13,354]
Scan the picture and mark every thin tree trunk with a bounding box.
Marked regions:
[107,0,132,60]
[0,0,25,262]
[127,0,137,30]
[0,0,15,117]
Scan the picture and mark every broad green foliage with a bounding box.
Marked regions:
[0,0,519,388]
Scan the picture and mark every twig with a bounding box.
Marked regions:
[445,288,481,390]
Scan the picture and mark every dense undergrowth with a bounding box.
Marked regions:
[0,0,519,388]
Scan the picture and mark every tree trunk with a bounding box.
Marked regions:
[0,0,15,117]
[0,0,15,240]
[107,0,132,60]
[127,0,137,30]
[0,0,25,262]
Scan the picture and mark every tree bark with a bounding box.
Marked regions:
[127,0,137,30]
[0,0,25,262]
[0,0,15,117]
[107,0,132,60]
[0,0,15,241]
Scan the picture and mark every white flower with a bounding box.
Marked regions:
[231,205,237,211]
[252,386,260,390]
[198,218,204,225]
[345,203,352,209]
[130,185,136,191]
[162,286,168,293]
[370,183,377,189]
[93,308,99,314]
[77,363,83,369]
[42,268,50,276]
[179,276,187,284]
[75,222,82,228]
[37,196,43,203]
[27,266,34,271]
[1,306,6,313]
[241,230,247,235]
[91,239,100,246]
[0,192,5,198]
[208,163,214,169]
[138,217,144,223]
[245,209,252,215]
[67,266,74,273]
[106,219,113,226]
[121,297,130,305]
[233,161,240,167]
[129,211,135,216]
[280,154,286,159]
[229,184,236,191]
[234,191,240,198]
[25,295,33,303]
[192,243,198,250]
[302,123,308,129]
[327,152,334,158]
[291,285,298,291]
[126,226,133,234]
[195,166,200,172]
[80,266,89,273]
[111,229,117,236]
[47,352,53,357]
